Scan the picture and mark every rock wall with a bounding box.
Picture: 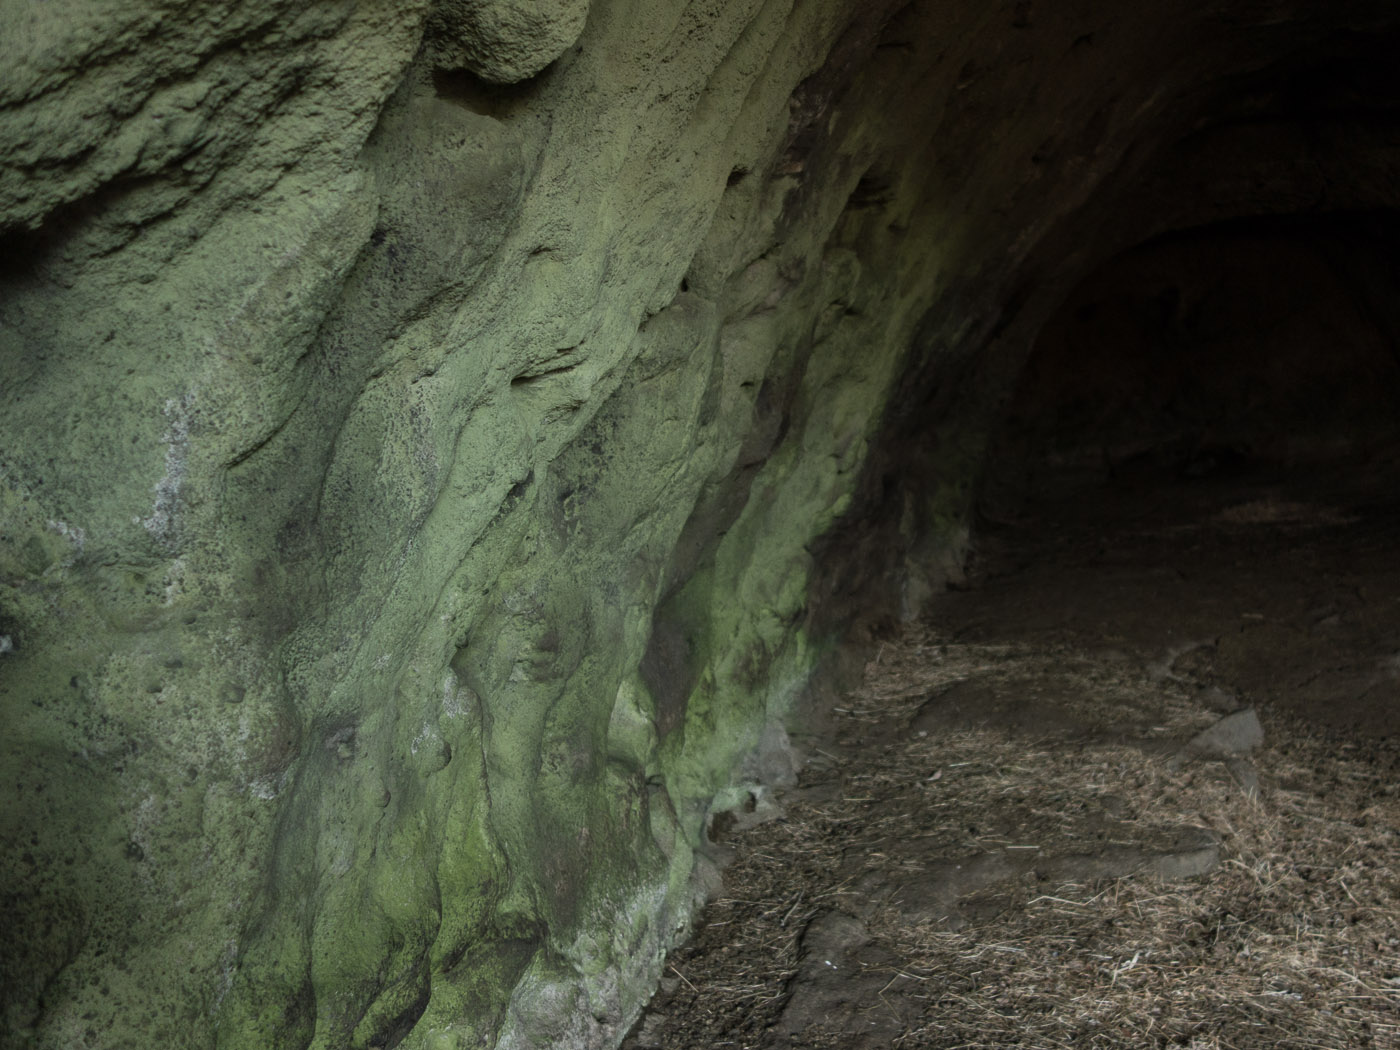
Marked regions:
[4,2,1399,1048]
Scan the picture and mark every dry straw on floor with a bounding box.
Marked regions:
[631,626,1400,1049]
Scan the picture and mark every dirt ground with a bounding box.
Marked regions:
[623,460,1400,1049]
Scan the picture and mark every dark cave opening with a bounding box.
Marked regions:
[957,208,1400,741]
[964,7,1400,530]
[986,209,1400,508]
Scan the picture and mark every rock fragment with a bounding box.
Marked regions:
[1186,707,1264,757]
[428,0,590,83]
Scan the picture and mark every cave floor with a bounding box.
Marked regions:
[625,460,1400,1049]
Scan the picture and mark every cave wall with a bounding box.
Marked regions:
[4,2,1400,1049]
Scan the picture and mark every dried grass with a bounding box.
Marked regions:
[1213,498,1357,527]
[632,624,1400,1050]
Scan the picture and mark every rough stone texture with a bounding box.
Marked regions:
[3,1,1400,1049]
[1188,709,1266,758]
[427,0,591,84]
[777,911,907,1046]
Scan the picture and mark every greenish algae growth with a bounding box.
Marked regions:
[0,0,1090,1045]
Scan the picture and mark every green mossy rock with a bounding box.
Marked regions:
[0,2,906,1044]
[8,0,1386,1046]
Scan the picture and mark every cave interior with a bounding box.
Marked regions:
[844,13,1400,742]
[4,2,1400,1048]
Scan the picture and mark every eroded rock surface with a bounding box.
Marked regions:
[3,1,1400,1048]
[427,0,590,83]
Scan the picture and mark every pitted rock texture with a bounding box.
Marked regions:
[3,1,1400,1049]
[427,0,591,83]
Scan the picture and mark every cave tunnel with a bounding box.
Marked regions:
[956,209,1400,734]
[888,28,1400,737]
[996,212,1400,496]
[3,2,1400,1049]
[640,9,1400,1045]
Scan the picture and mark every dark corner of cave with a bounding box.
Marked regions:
[2,4,1399,1050]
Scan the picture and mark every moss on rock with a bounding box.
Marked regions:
[8,0,1394,1047]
